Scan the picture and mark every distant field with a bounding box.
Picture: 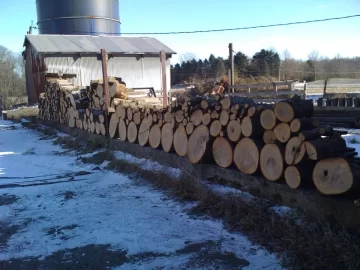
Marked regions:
[296,79,360,94]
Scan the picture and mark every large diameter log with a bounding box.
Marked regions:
[260,143,285,181]
[241,116,263,138]
[190,109,203,126]
[260,109,276,130]
[274,97,314,123]
[212,137,233,168]
[138,119,151,146]
[161,123,174,153]
[127,121,138,143]
[285,137,306,165]
[187,125,211,164]
[263,130,276,144]
[274,123,291,143]
[306,137,347,161]
[108,113,119,138]
[149,124,161,149]
[210,120,222,137]
[227,120,242,142]
[285,163,316,189]
[290,118,315,133]
[234,138,262,175]
[174,124,188,157]
[313,158,360,195]
[118,119,127,141]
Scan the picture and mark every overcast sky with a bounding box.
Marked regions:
[0,0,359,63]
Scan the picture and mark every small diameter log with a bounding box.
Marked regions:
[260,143,285,181]
[241,116,263,138]
[212,137,233,168]
[219,110,230,126]
[299,129,321,142]
[186,122,194,135]
[175,110,185,123]
[317,125,334,136]
[95,122,101,134]
[149,124,161,149]
[260,109,276,130]
[274,123,291,143]
[234,138,263,175]
[306,136,347,161]
[274,97,314,123]
[290,118,314,133]
[313,158,360,195]
[118,119,127,141]
[174,124,188,157]
[138,119,151,147]
[117,106,126,119]
[210,120,222,137]
[263,130,276,144]
[187,125,211,164]
[127,121,138,143]
[127,108,133,121]
[133,112,141,125]
[109,113,119,138]
[161,123,174,153]
[202,113,211,126]
[285,137,306,165]
[190,109,203,126]
[100,123,106,136]
[285,162,316,189]
[227,120,242,142]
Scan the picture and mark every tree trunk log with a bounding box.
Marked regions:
[227,120,242,142]
[210,120,222,137]
[299,129,321,142]
[174,124,188,157]
[306,136,347,160]
[241,115,263,138]
[202,113,212,126]
[285,162,316,189]
[285,137,306,165]
[219,110,230,126]
[161,123,175,153]
[234,138,263,175]
[212,137,233,168]
[187,125,211,164]
[263,130,276,144]
[149,124,161,149]
[109,113,119,138]
[274,97,314,123]
[290,118,315,133]
[127,121,138,143]
[186,122,194,135]
[260,109,276,130]
[190,109,203,126]
[274,123,291,143]
[260,143,285,181]
[118,119,127,142]
[138,119,151,146]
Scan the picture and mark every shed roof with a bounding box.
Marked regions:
[24,35,176,55]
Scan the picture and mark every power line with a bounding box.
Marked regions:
[32,14,360,35]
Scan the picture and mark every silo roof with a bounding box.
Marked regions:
[24,35,176,55]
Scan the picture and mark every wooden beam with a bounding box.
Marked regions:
[160,50,168,107]
[101,49,110,137]
[229,43,235,93]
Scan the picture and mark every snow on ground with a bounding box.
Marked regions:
[342,133,360,157]
[0,120,282,269]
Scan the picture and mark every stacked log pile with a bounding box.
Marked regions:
[39,80,360,197]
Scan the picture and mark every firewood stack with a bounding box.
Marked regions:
[39,79,359,197]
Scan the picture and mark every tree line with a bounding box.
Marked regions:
[0,45,26,110]
[171,49,360,86]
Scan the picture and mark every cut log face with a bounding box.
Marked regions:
[174,124,188,157]
[285,137,306,165]
[313,158,354,195]
[219,110,229,126]
[260,109,277,130]
[234,138,261,175]
[285,163,315,189]
[190,109,203,126]
[260,143,284,181]
[149,124,161,149]
[161,123,174,153]
[212,137,233,168]
[305,137,347,161]
[187,125,210,164]
[133,112,141,125]
[95,122,101,134]
[290,118,314,133]
[227,120,242,142]
[210,120,222,137]
[285,166,302,189]
[109,113,119,138]
[202,113,211,126]
[186,122,194,135]
[138,119,151,146]
[127,121,138,143]
[100,123,106,136]
[263,130,276,144]
[274,123,291,143]
[118,119,127,141]
[274,102,294,123]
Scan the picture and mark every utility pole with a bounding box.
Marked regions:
[229,43,235,93]
[160,50,168,106]
[101,49,112,138]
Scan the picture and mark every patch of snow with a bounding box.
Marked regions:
[202,180,255,201]
[270,206,293,217]
[342,134,360,157]
[0,120,282,269]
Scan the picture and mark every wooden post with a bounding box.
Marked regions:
[101,49,111,137]
[229,43,235,93]
[160,50,168,107]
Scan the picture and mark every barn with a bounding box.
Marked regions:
[23,34,176,104]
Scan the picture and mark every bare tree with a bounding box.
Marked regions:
[281,49,293,80]
[179,52,198,64]
[308,50,319,80]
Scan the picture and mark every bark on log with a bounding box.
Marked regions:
[260,109,277,130]
[290,118,315,133]
[161,123,174,153]
[313,158,360,195]
[274,97,314,123]
[285,137,306,165]
[317,125,334,136]
[234,138,263,175]
[274,123,291,143]
[187,125,211,164]
[212,137,233,168]
[109,113,119,138]
[149,124,161,149]
[285,162,316,189]
[299,129,321,142]
[260,143,285,181]
[118,119,127,142]
[227,120,242,142]
[263,130,276,144]
[306,136,347,160]
[127,121,138,143]
[210,120,222,137]
[174,124,188,157]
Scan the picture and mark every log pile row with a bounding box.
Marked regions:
[39,79,359,197]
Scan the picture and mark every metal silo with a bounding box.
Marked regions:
[36,0,121,35]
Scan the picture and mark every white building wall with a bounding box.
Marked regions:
[45,54,171,93]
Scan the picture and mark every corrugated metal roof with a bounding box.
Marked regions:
[24,35,176,54]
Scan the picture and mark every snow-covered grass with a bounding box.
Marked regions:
[342,133,360,156]
[0,120,281,269]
